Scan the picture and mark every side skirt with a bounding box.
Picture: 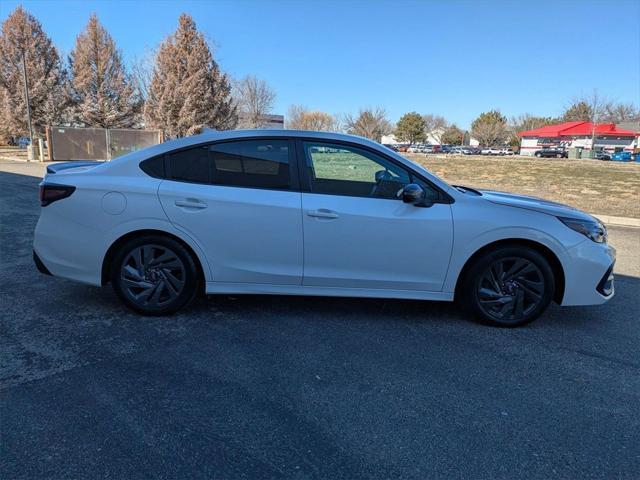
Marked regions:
[205,282,454,302]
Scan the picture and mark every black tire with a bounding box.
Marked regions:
[535,153,541,158]
[460,246,555,327]
[111,235,199,316]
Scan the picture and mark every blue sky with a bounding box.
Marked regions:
[1,0,639,128]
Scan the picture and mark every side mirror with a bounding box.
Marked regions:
[400,183,433,207]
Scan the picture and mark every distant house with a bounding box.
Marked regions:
[518,121,638,156]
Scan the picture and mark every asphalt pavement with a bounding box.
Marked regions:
[1,163,639,479]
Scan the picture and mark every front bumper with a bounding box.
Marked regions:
[561,240,615,306]
[596,262,615,297]
[33,250,52,276]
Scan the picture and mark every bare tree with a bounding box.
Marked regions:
[69,14,141,128]
[508,113,556,147]
[601,102,640,123]
[130,48,155,102]
[145,14,236,138]
[234,75,276,128]
[0,6,71,140]
[422,114,448,144]
[564,91,639,125]
[286,104,337,131]
[342,107,392,142]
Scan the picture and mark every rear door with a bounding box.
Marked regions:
[158,138,303,285]
[297,140,454,291]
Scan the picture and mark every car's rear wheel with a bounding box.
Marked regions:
[460,246,555,327]
[535,153,541,157]
[111,235,199,316]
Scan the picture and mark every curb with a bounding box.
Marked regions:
[594,215,640,228]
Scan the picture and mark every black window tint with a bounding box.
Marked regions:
[303,142,410,199]
[209,140,290,189]
[140,156,165,178]
[169,146,209,183]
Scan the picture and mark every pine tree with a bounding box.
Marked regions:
[69,14,140,128]
[0,6,70,140]
[471,110,508,147]
[395,112,426,145]
[145,14,236,138]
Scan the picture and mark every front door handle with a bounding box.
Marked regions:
[175,199,207,209]
[306,209,339,219]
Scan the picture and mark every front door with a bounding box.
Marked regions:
[158,138,303,285]
[299,141,453,291]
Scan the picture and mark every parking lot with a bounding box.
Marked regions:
[1,161,639,479]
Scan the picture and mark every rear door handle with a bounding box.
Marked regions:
[175,199,208,209]
[306,209,339,219]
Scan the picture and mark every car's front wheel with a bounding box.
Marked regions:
[460,246,555,327]
[111,235,199,315]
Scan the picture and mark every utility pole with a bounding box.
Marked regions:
[21,49,34,161]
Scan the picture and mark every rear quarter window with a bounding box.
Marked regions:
[139,156,165,178]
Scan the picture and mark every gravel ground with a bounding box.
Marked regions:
[1,162,639,479]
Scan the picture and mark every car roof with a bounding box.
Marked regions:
[139,129,385,157]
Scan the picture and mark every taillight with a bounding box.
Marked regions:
[39,183,76,206]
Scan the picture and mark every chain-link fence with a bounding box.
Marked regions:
[46,127,162,161]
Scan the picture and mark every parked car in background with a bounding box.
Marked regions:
[594,151,612,161]
[34,130,615,327]
[481,147,501,155]
[383,144,398,152]
[16,137,31,148]
[423,145,437,154]
[612,151,632,161]
[534,148,568,158]
[499,148,515,156]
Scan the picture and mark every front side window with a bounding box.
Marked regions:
[303,142,410,199]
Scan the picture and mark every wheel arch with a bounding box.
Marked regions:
[454,238,565,304]
[101,229,206,292]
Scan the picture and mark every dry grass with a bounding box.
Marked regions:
[406,154,640,218]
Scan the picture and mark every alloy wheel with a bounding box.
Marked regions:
[119,244,186,308]
[477,257,545,322]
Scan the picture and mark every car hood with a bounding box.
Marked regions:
[479,189,597,222]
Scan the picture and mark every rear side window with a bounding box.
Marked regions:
[163,139,292,189]
[169,146,209,183]
[209,140,290,189]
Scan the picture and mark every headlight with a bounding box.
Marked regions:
[558,217,607,243]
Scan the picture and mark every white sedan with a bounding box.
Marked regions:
[34,130,615,327]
